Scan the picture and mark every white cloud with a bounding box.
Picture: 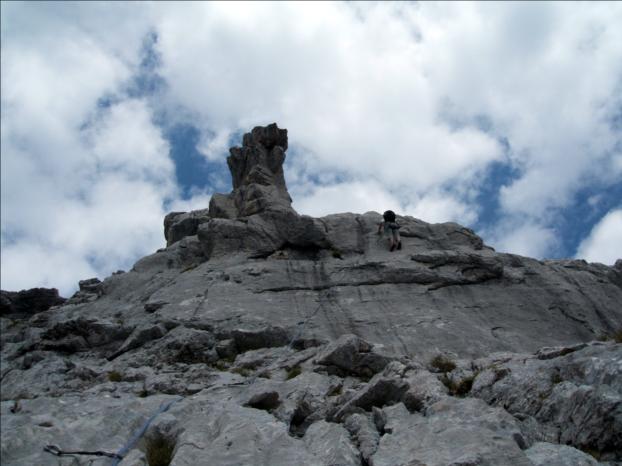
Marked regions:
[575,209,622,265]
[404,192,478,225]
[0,4,197,296]
[424,1,622,221]
[151,1,505,194]
[292,180,401,218]
[149,2,621,250]
[0,243,97,295]
[86,100,174,185]
[488,221,559,259]
[1,98,176,296]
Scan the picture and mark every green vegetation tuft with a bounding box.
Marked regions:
[440,373,476,397]
[107,370,123,382]
[430,355,456,373]
[145,433,176,466]
[550,372,563,385]
[286,366,302,380]
[231,367,252,377]
[597,329,622,343]
[580,446,602,461]
[210,360,229,371]
[181,263,198,273]
[454,375,475,396]
[327,384,343,397]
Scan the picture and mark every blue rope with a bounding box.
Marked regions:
[110,397,182,466]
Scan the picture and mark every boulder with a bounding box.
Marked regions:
[39,318,131,353]
[164,209,209,246]
[372,399,530,466]
[316,334,392,378]
[332,375,409,421]
[245,391,280,411]
[152,326,218,365]
[525,442,599,466]
[402,369,450,413]
[471,342,622,461]
[344,413,381,463]
[107,323,167,360]
[231,326,291,353]
[304,420,360,466]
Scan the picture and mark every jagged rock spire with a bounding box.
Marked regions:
[210,122,293,219]
[164,123,294,246]
[228,123,288,192]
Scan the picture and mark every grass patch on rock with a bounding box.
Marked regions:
[598,329,622,343]
[440,374,475,397]
[430,355,456,373]
[107,370,123,382]
[145,432,176,466]
[286,366,302,380]
[327,384,343,397]
[231,366,252,377]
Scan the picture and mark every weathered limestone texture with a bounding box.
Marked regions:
[1,124,621,465]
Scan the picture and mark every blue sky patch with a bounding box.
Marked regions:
[164,124,228,199]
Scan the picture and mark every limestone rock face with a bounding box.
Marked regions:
[163,209,209,247]
[0,288,65,317]
[470,341,622,461]
[1,123,621,465]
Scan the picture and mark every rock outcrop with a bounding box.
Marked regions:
[1,123,621,466]
[0,288,65,317]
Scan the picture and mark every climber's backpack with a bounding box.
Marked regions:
[383,210,401,230]
[383,210,396,222]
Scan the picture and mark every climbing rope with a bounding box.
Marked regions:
[42,397,183,466]
[43,444,122,460]
[111,397,182,466]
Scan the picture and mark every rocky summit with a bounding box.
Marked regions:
[1,123,621,466]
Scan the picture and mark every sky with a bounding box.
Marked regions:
[1,1,621,297]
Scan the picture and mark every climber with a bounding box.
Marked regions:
[377,210,402,252]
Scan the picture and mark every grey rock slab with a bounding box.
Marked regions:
[0,394,179,466]
[316,333,392,377]
[231,326,291,352]
[235,371,337,426]
[525,442,599,466]
[332,375,409,422]
[344,412,381,463]
[164,209,209,246]
[208,192,237,219]
[1,355,75,401]
[183,247,621,360]
[39,318,132,352]
[108,323,167,360]
[304,420,360,466]
[402,368,450,413]
[373,399,531,466]
[148,326,217,365]
[471,342,622,459]
[170,399,321,466]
